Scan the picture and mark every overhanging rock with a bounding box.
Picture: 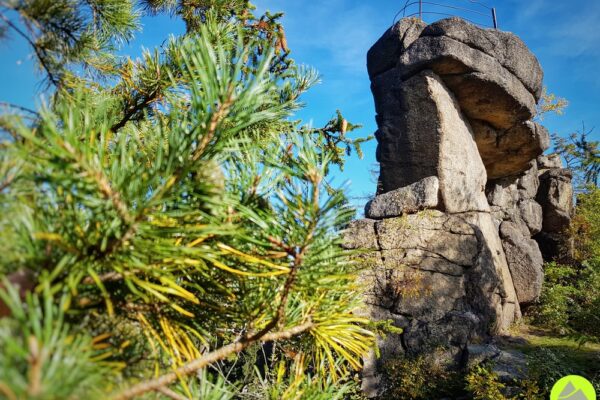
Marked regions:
[368,17,547,181]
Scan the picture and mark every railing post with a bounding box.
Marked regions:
[419,0,423,20]
[491,7,498,29]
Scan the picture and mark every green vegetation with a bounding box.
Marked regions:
[522,148,600,396]
[0,1,376,398]
[377,354,545,400]
[512,327,600,394]
[530,258,600,340]
[531,187,600,342]
[553,125,599,188]
[1,2,598,399]
[375,336,599,399]
[379,355,463,399]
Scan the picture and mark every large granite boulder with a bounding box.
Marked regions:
[357,17,573,396]
[519,199,543,235]
[371,17,546,182]
[485,162,545,303]
[537,168,574,233]
[397,36,536,128]
[367,17,427,79]
[473,120,550,180]
[420,17,543,98]
[537,154,564,170]
[374,70,489,213]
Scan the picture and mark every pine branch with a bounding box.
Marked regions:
[274,245,306,327]
[157,387,187,400]
[58,140,142,257]
[0,102,38,116]
[259,173,320,332]
[0,13,60,88]
[191,91,235,162]
[60,141,134,225]
[81,271,123,285]
[111,321,314,400]
[0,171,17,192]
[147,90,235,203]
[110,90,159,133]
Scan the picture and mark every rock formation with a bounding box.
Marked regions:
[535,155,575,261]
[345,17,574,396]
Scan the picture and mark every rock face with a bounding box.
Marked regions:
[345,211,520,395]
[534,156,574,261]
[486,161,545,306]
[499,221,544,305]
[474,120,550,179]
[373,70,489,212]
[370,17,548,183]
[365,176,439,218]
[351,17,574,397]
[367,18,428,79]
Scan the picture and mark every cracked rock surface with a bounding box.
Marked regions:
[352,17,574,397]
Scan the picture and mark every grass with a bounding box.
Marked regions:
[501,323,600,393]
[511,324,600,370]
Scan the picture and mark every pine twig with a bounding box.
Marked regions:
[27,337,42,397]
[0,383,17,400]
[0,13,61,88]
[110,90,159,133]
[147,91,235,204]
[81,271,123,285]
[110,321,314,400]
[59,140,141,256]
[0,102,38,116]
[157,387,187,400]
[0,172,17,192]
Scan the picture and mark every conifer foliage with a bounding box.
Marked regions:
[0,1,374,398]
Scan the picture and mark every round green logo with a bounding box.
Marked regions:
[551,375,596,400]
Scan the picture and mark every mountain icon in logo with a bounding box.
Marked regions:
[551,376,596,400]
[559,382,591,400]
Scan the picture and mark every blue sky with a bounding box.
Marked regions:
[1,0,599,211]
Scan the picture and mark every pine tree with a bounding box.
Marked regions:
[0,1,376,398]
[552,124,600,189]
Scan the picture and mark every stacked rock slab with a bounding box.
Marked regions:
[486,162,545,306]
[534,155,574,261]
[345,17,564,396]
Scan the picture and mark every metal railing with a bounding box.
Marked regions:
[392,0,498,29]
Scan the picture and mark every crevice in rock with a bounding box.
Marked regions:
[372,221,386,266]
